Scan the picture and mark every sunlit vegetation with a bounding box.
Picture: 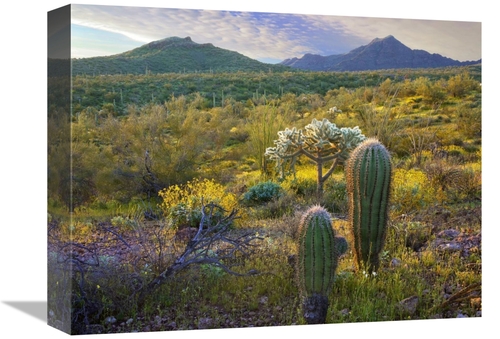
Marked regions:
[48,65,481,334]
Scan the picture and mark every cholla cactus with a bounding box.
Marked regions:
[296,205,348,324]
[265,118,365,196]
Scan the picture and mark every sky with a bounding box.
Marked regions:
[70,4,482,64]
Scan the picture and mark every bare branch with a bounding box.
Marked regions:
[137,202,264,309]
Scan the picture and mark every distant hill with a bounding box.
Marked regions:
[72,36,291,75]
[72,35,481,75]
[280,35,481,71]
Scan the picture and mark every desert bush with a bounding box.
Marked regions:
[249,192,297,220]
[391,168,438,216]
[158,178,239,228]
[391,220,432,251]
[243,181,284,204]
[322,178,348,215]
[455,103,481,139]
[281,176,317,197]
[110,216,138,229]
[247,104,288,174]
[447,72,479,98]
[447,164,481,202]
[353,102,402,151]
[423,159,461,203]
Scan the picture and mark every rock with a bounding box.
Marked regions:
[470,297,481,309]
[437,241,462,252]
[197,317,213,329]
[340,308,350,316]
[126,318,134,326]
[302,294,329,324]
[437,229,460,239]
[397,296,419,316]
[105,316,117,324]
[390,258,402,267]
[85,324,104,334]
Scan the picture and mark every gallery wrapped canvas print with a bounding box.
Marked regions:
[47,3,482,335]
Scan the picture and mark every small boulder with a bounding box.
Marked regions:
[397,296,419,316]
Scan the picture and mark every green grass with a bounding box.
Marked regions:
[48,190,481,334]
[48,68,481,334]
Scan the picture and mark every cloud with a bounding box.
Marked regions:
[70,4,481,62]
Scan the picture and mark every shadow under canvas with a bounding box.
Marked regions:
[3,301,47,323]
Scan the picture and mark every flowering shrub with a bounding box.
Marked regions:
[158,178,239,228]
[391,168,438,215]
[280,166,317,197]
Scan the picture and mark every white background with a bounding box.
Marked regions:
[0,1,495,338]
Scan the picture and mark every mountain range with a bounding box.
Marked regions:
[71,35,481,75]
[280,35,481,71]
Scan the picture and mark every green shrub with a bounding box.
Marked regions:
[322,180,348,214]
[281,176,316,197]
[249,193,296,220]
[243,181,283,204]
[448,165,481,202]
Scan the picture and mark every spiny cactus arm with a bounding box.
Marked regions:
[303,119,343,153]
[337,126,367,160]
[304,119,343,141]
[264,127,304,164]
[304,120,366,160]
[265,146,302,161]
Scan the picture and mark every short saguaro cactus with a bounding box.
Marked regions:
[345,138,392,274]
[296,205,348,324]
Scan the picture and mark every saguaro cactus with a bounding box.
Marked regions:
[296,205,347,324]
[345,138,392,273]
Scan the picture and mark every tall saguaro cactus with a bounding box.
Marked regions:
[296,205,347,324]
[345,138,392,273]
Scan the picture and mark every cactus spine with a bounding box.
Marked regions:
[346,138,392,273]
[296,205,347,324]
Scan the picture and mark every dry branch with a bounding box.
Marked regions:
[137,202,263,309]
